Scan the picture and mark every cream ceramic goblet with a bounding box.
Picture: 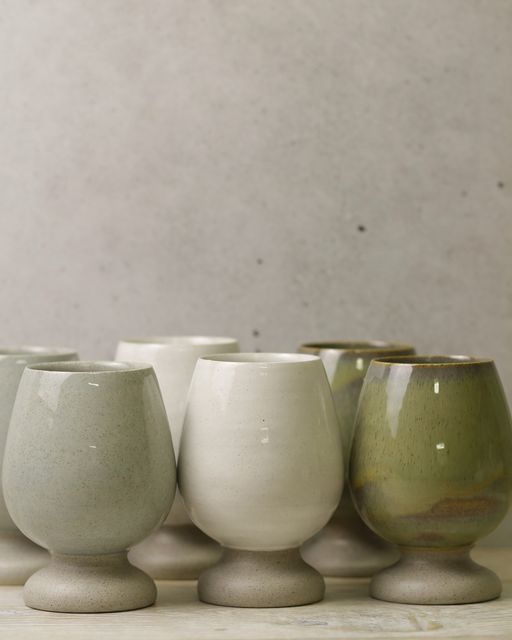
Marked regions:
[3,361,175,613]
[0,347,78,585]
[350,355,512,604]
[115,336,239,580]
[179,353,343,608]
[299,341,415,577]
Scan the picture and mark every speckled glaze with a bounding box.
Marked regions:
[2,361,175,612]
[115,336,239,580]
[0,347,78,585]
[179,353,343,607]
[299,341,414,577]
[350,355,512,604]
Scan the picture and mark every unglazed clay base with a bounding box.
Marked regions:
[198,548,325,608]
[129,523,221,580]
[0,530,49,585]
[24,552,156,613]
[301,491,399,577]
[370,546,502,605]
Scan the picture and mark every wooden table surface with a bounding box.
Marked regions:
[1,548,511,640]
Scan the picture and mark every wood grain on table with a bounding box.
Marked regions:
[0,548,511,640]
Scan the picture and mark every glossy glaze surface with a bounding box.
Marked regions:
[3,362,175,554]
[0,348,78,585]
[299,341,414,577]
[115,336,239,580]
[115,336,239,526]
[179,353,343,551]
[299,342,415,467]
[350,356,512,548]
[0,348,78,531]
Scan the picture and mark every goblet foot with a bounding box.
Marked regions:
[0,530,49,585]
[370,545,502,605]
[24,551,156,612]
[301,515,399,577]
[129,523,221,580]
[198,547,325,608]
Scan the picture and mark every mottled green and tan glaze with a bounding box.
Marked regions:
[299,342,415,470]
[349,356,512,604]
[299,341,415,577]
[350,355,512,604]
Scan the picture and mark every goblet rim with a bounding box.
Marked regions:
[199,352,319,365]
[118,335,238,348]
[371,354,494,367]
[0,347,77,359]
[26,360,153,374]
[299,340,414,355]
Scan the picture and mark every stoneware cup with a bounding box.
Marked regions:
[350,355,512,605]
[115,336,239,580]
[179,353,343,608]
[0,347,78,585]
[299,341,415,577]
[2,361,175,613]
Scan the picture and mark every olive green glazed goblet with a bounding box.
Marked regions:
[350,355,512,604]
[299,341,415,577]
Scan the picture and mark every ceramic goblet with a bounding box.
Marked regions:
[299,341,415,577]
[179,353,343,608]
[350,355,512,605]
[3,361,175,613]
[0,347,78,585]
[115,336,239,579]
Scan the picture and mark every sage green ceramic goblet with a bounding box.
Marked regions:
[299,341,415,577]
[3,361,175,612]
[350,355,512,604]
[0,347,78,585]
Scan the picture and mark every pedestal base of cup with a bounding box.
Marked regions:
[23,552,156,612]
[301,496,399,577]
[0,530,49,585]
[370,545,502,605]
[129,523,221,580]
[198,547,325,608]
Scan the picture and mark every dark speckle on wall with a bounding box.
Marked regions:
[252,329,260,337]
[497,181,505,189]
[357,225,366,233]
[256,258,264,265]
